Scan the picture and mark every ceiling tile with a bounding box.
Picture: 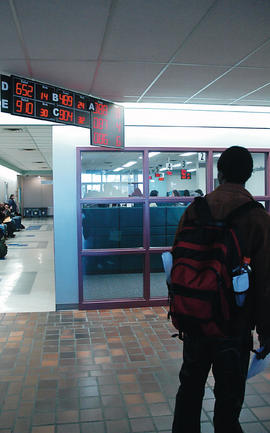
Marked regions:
[174,0,270,65]
[146,64,227,98]
[101,0,213,62]
[92,62,162,99]
[237,100,270,106]
[197,67,270,99]
[0,60,29,77]
[241,43,270,68]
[31,61,96,94]
[15,0,111,60]
[0,2,25,59]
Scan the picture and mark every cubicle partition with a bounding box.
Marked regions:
[77,147,270,310]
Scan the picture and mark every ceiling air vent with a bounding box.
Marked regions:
[3,127,24,133]
[22,148,35,151]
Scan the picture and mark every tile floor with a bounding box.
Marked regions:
[0,219,270,432]
[0,219,55,312]
[0,308,270,433]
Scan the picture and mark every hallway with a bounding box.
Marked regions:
[0,218,55,313]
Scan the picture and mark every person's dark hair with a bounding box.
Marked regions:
[9,194,14,199]
[195,189,203,196]
[150,190,158,197]
[217,146,253,184]
[183,189,190,196]
[172,189,180,197]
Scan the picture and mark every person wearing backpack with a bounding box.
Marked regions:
[170,146,270,433]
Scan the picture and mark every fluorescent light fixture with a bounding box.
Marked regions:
[213,153,222,158]
[113,167,124,172]
[173,162,193,168]
[139,156,142,159]
[188,169,197,172]
[122,161,137,168]
[179,152,196,156]
[160,167,167,172]
[149,152,161,158]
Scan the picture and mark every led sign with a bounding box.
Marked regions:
[181,169,191,179]
[1,74,124,149]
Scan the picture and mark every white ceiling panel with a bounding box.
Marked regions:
[15,0,111,60]
[0,2,25,59]
[241,43,270,68]
[31,61,97,94]
[141,97,188,104]
[101,0,213,62]
[239,86,270,101]
[236,100,270,107]
[174,0,270,65]
[146,65,227,98]
[197,68,270,99]
[92,62,162,99]
[0,60,29,77]
[190,98,236,105]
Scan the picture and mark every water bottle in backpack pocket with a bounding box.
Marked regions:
[232,257,251,307]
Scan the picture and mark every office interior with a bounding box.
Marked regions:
[1,1,270,432]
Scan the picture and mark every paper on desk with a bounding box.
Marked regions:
[247,346,270,379]
[161,251,173,284]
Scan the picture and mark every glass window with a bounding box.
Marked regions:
[150,201,189,247]
[82,203,143,249]
[150,254,167,298]
[246,153,265,196]
[81,151,143,198]
[149,151,206,198]
[82,254,144,300]
[213,152,265,196]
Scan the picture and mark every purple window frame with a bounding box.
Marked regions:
[77,146,270,310]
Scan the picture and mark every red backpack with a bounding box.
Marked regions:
[169,197,263,338]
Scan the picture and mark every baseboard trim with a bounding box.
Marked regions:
[56,303,79,311]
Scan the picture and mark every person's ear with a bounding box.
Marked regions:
[218,171,225,184]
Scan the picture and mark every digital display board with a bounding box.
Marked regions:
[1,74,124,149]
[91,101,124,149]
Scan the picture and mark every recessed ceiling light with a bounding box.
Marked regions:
[122,161,137,168]
[149,152,161,158]
[179,152,196,156]
[113,167,124,172]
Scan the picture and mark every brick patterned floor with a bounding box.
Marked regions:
[0,308,270,433]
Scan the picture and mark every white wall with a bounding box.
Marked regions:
[22,175,53,209]
[53,125,89,306]
[0,165,18,203]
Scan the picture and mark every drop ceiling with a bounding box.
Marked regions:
[1,0,270,172]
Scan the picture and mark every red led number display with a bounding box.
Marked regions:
[95,102,108,115]
[14,98,34,116]
[58,93,73,107]
[15,81,34,99]
[93,117,108,129]
[59,108,73,122]
[93,132,108,145]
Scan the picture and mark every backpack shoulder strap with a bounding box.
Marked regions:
[225,200,264,224]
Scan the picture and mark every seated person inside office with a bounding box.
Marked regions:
[0,195,25,239]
